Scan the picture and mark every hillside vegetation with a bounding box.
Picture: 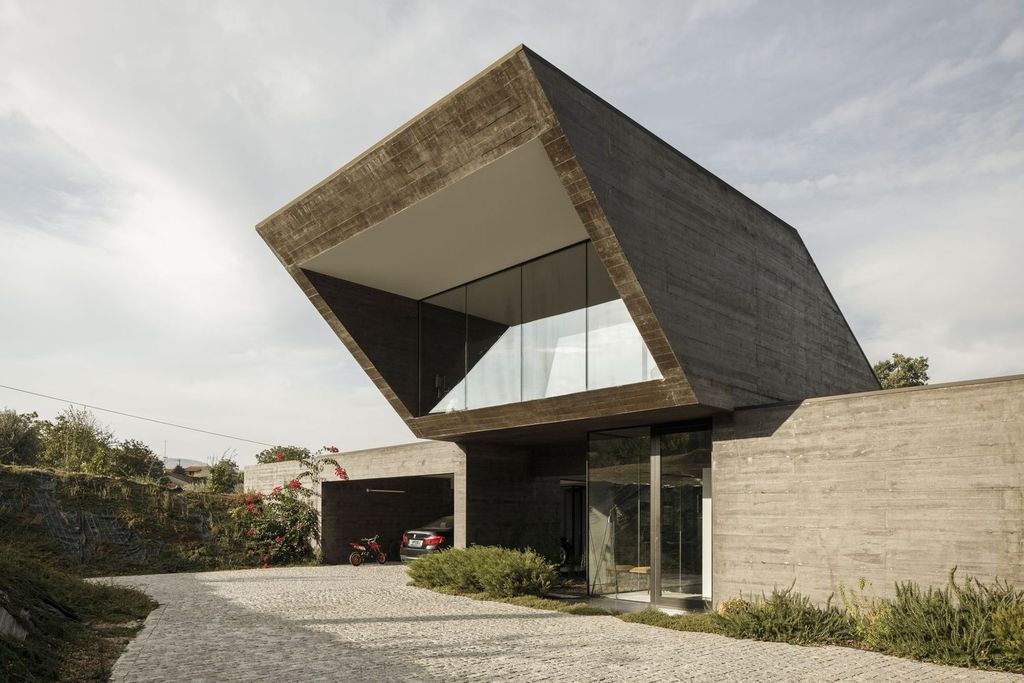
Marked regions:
[0,464,251,576]
[0,548,156,681]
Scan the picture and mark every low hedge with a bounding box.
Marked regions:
[841,571,1024,671]
[718,585,856,645]
[406,546,557,598]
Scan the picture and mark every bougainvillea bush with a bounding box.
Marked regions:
[231,446,347,568]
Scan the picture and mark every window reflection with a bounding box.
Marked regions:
[419,241,663,415]
[420,288,466,413]
[522,245,586,401]
[467,268,522,409]
[587,243,662,389]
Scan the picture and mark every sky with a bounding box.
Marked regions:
[1,1,1022,467]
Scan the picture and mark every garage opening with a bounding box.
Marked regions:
[320,474,454,563]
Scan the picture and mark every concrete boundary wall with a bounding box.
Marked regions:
[712,375,1024,605]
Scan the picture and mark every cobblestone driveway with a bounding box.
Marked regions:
[102,565,1019,682]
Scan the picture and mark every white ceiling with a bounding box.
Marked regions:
[300,138,589,300]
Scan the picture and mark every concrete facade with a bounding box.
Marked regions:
[713,375,1024,604]
[248,44,1024,612]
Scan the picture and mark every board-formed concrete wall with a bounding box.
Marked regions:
[711,375,1024,605]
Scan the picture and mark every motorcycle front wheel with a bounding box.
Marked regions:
[376,551,387,564]
[349,551,363,566]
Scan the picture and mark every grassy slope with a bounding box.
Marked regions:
[0,464,251,576]
[0,548,156,682]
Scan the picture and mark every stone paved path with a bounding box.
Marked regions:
[100,565,1020,682]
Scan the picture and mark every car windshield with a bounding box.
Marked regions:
[421,515,453,529]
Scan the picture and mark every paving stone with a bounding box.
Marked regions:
[96,566,1021,682]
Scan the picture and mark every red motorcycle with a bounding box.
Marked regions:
[348,535,387,566]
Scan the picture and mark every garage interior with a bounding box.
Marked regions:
[321,475,454,563]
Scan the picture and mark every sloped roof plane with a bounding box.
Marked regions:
[257,45,877,442]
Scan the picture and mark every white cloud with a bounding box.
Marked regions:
[1,0,1022,465]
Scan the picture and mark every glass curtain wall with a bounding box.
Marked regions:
[587,423,712,609]
[586,244,661,390]
[522,246,586,400]
[586,428,650,600]
[657,427,712,605]
[418,241,662,415]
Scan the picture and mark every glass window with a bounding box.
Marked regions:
[658,428,712,604]
[587,242,662,389]
[587,428,651,600]
[588,423,712,608]
[420,287,466,414]
[417,240,663,415]
[466,268,522,409]
[522,244,587,400]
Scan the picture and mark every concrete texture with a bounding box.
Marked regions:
[257,46,878,441]
[103,565,1020,682]
[712,375,1024,605]
[525,50,878,409]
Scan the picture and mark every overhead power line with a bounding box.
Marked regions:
[0,383,275,447]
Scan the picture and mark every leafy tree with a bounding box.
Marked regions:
[873,353,930,389]
[109,439,163,479]
[37,406,114,473]
[0,409,42,465]
[254,445,310,464]
[208,456,242,493]
[172,463,186,475]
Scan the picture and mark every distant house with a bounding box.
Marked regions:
[183,465,211,479]
[163,470,201,489]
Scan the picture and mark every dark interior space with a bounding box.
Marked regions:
[321,475,454,563]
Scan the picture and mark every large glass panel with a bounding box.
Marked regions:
[466,268,522,409]
[658,427,712,607]
[587,428,651,602]
[420,287,466,414]
[586,242,662,390]
[522,244,586,400]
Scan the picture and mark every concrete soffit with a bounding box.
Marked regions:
[256,46,700,436]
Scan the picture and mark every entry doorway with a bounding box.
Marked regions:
[586,422,711,610]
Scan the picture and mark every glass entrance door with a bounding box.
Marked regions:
[653,426,712,609]
[586,428,651,602]
[587,423,711,609]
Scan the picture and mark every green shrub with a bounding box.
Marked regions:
[406,546,557,598]
[844,570,1024,671]
[620,609,727,634]
[718,584,856,645]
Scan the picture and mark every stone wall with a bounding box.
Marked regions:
[712,375,1024,604]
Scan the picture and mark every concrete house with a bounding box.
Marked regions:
[247,46,1024,611]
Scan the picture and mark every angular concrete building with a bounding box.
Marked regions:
[249,46,1024,610]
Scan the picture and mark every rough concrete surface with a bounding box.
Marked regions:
[100,565,1019,682]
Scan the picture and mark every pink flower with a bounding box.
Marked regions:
[274,536,283,543]
[272,486,282,494]
[244,503,255,511]
[334,466,349,480]
[289,479,301,489]
[328,446,339,453]
[246,527,254,536]
[276,452,284,462]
